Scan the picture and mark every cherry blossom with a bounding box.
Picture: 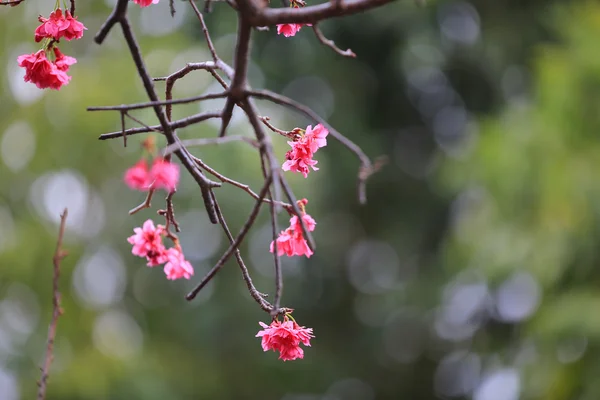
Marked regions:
[163,246,194,280]
[282,124,329,178]
[34,8,86,42]
[124,159,151,191]
[149,158,180,192]
[17,50,72,90]
[53,47,77,72]
[127,219,167,266]
[277,24,303,38]
[304,124,329,153]
[62,11,87,41]
[271,212,316,258]
[256,318,314,361]
[133,0,160,7]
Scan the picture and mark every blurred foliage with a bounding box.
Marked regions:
[1,0,600,399]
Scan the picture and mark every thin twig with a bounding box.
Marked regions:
[186,175,273,301]
[312,24,356,58]
[0,0,25,6]
[209,191,273,311]
[269,183,283,315]
[119,11,221,223]
[98,111,222,140]
[37,209,68,400]
[260,116,299,138]
[87,91,228,112]
[192,155,293,211]
[244,0,396,26]
[278,170,316,251]
[164,135,259,155]
[248,89,376,204]
[129,189,154,215]
[188,0,219,62]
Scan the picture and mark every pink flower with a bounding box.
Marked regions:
[282,144,319,178]
[304,124,329,153]
[149,158,179,192]
[163,247,194,280]
[133,0,160,7]
[281,124,329,178]
[127,219,167,266]
[52,47,77,72]
[270,213,316,258]
[62,10,87,41]
[35,9,70,42]
[17,50,71,90]
[277,24,303,37]
[256,318,314,361]
[34,9,86,42]
[124,159,151,191]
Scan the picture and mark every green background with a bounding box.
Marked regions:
[1,0,600,399]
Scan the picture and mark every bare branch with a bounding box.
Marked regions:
[312,24,356,58]
[248,89,376,204]
[210,191,273,312]
[186,175,273,301]
[0,0,26,6]
[98,111,222,140]
[94,0,128,45]
[192,155,293,211]
[269,190,283,315]
[87,91,228,112]
[129,189,155,215]
[37,209,68,400]
[188,0,219,62]
[164,135,260,153]
[246,0,397,26]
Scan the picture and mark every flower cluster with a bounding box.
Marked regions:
[282,124,329,178]
[133,0,160,7]
[271,199,316,258]
[18,8,86,90]
[276,0,311,38]
[124,158,180,193]
[34,9,86,42]
[256,317,314,361]
[127,220,194,280]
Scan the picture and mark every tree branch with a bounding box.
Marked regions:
[248,89,376,204]
[245,0,397,26]
[37,209,68,400]
[98,111,222,140]
[312,24,356,58]
[186,175,273,301]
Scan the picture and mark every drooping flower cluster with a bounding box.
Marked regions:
[282,124,329,178]
[34,9,86,42]
[276,0,311,38]
[124,158,180,193]
[271,199,316,258]
[133,0,160,7]
[256,317,314,361]
[18,8,86,90]
[127,219,194,280]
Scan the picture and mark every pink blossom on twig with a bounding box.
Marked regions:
[282,124,329,178]
[271,212,316,258]
[127,219,167,266]
[124,159,151,191]
[133,0,160,7]
[163,246,194,280]
[17,50,72,90]
[256,318,314,361]
[149,158,180,193]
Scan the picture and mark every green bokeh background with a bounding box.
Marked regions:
[1,0,600,399]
